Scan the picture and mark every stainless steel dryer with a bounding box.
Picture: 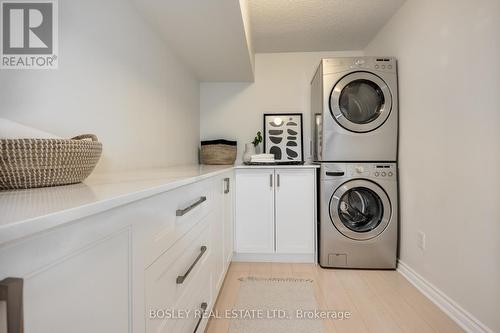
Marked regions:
[319,163,398,269]
[311,57,398,162]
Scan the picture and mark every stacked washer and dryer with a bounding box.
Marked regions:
[311,57,398,269]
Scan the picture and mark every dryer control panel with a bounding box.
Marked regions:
[322,56,397,75]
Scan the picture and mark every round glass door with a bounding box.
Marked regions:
[329,179,391,240]
[330,72,392,133]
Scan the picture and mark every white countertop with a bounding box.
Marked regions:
[234,164,320,169]
[0,165,233,246]
[0,163,319,246]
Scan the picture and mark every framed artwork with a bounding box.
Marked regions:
[263,113,304,163]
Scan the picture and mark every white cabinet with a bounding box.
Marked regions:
[234,168,316,261]
[222,175,234,270]
[211,174,235,292]
[234,169,275,254]
[0,210,134,333]
[211,193,225,292]
[145,217,212,333]
[275,169,315,254]
[0,168,235,333]
[23,230,131,333]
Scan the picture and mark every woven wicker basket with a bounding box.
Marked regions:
[0,134,102,190]
[200,140,237,165]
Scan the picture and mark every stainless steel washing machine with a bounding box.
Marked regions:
[318,162,398,269]
[311,57,398,162]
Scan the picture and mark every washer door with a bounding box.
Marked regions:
[329,179,391,240]
[330,71,392,133]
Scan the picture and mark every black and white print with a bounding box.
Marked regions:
[263,113,303,163]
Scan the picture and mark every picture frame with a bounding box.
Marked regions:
[263,113,304,164]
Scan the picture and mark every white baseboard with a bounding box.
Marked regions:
[232,252,315,263]
[397,260,493,333]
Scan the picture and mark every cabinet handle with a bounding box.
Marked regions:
[277,174,280,187]
[269,174,273,188]
[176,246,207,284]
[176,196,207,216]
[0,278,23,333]
[224,178,230,194]
[193,302,208,333]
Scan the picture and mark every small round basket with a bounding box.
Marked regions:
[0,134,102,190]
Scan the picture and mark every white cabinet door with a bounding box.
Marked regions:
[26,230,131,333]
[212,179,225,292]
[223,175,234,270]
[209,173,233,294]
[0,228,132,333]
[275,169,315,254]
[235,169,275,253]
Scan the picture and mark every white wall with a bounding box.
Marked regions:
[133,0,255,81]
[200,51,362,163]
[0,0,200,173]
[365,0,500,331]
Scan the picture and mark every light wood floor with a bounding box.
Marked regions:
[205,262,463,333]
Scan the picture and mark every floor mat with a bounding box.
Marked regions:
[228,277,326,333]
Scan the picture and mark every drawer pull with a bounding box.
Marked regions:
[176,246,207,284]
[0,278,24,333]
[176,196,207,217]
[193,302,208,333]
[224,178,230,194]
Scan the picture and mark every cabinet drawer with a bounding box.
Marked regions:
[145,216,212,333]
[169,264,212,333]
[143,179,214,266]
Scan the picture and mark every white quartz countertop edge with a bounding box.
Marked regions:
[234,164,320,169]
[0,165,233,246]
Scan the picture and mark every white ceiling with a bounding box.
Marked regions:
[134,0,405,81]
[134,0,254,81]
[248,0,406,53]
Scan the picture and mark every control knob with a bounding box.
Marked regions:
[355,166,364,174]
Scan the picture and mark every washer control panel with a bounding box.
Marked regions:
[322,163,397,180]
[371,164,396,178]
[348,163,397,178]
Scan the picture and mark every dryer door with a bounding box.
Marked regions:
[330,71,392,133]
[329,179,391,240]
